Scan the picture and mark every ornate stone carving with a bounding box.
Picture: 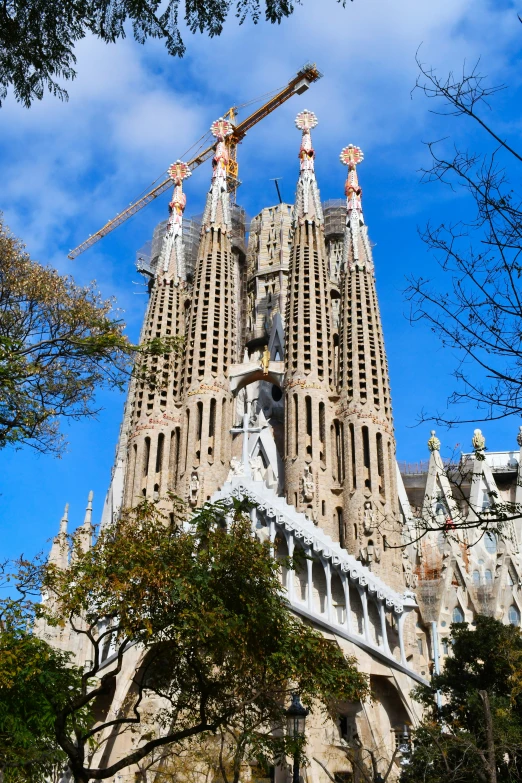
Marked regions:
[362,500,375,535]
[472,428,486,451]
[261,345,270,375]
[402,551,418,589]
[517,425,522,448]
[189,472,200,507]
[250,455,265,482]
[427,430,440,452]
[226,457,244,481]
[302,465,315,502]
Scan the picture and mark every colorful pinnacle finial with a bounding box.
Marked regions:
[210,117,233,140]
[295,109,318,131]
[295,110,317,174]
[168,160,192,184]
[340,144,364,214]
[340,144,364,168]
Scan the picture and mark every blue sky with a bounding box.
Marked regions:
[1,0,522,560]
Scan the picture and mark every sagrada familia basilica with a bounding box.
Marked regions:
[43,109,522,780]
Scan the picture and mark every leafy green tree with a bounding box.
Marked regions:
[402,615,522,783]
[1,497,368,782]
[0,0,347,107]
[0,216,179,455]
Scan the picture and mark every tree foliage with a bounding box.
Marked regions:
[0,216,179,455]
[406,54,522,426]
[0,0,348,107]
[1,498,368,782]
[402,616,522,783]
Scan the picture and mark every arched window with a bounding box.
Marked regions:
[484,532,497,554]
[508,605,520,625]
[472,570,480,585]
[485,569,493,584]
[452,606,464,623]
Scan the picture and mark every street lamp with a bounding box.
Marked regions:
[286,693,308,783]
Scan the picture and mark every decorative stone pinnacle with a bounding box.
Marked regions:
[168,160,192,185]
[427,430,441,452]
[472,428,486,451]
[295,109,318,131]
[295,110,317,174]
[517,425,522,448]
[210,117,233,141]
[340,144,364,213]
[340,144,364,168]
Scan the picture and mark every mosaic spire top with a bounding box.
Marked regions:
[293,110,323,225]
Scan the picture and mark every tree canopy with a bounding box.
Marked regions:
[0,0,348,107]
[402,615,522,783]
[0,216,178,455]
[0,497,368,782]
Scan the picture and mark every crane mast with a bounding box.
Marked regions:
[68,63,322,260]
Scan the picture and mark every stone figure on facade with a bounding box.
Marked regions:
[402,551,418,589]
[359,541,381,569]
[250,454,265,482]
[226,456,244,481]
[302,465,315,502]
[189,472,200,507]
[362,500,375,534]
[472,428,486,452]
[261,345,271,375]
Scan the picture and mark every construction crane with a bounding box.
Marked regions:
[68,63,322,260]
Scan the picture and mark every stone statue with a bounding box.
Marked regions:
[427,430,440,452]
[359,541,381,569]
[250,454,265,482]
[189,472,200,507]
[517,425,522,448]
[402,551,418,589]
[472,428,486,452]
[362,501,375,534]
[302,465,315,502]
[261,345,270,375]
[226,456,244,481]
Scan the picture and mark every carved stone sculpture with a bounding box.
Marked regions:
[402,551,418,589]
[362,500,375,534]
[189,472,200,507]
[261,345,270,375]
[226,456,244,481]
[302,465,315,502]
[250,454,265,482]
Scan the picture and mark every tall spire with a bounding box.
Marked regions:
[284,110,335,528]
[49,503,69,568]
[339,145,373,271]
[202,118,233,232]
[74,491,93,556]
[293,110,323,225]
[336,143,403,587]
[159,160,191,281]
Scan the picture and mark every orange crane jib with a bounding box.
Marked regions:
[68,63,322,260]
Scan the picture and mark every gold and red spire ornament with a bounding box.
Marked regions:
[339,144,372,271]
[160,159,191,279]
[203,117,233,231]
[293,110,323,225]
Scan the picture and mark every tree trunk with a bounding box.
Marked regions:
[478,690,497,783]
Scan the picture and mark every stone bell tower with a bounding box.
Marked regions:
[284,110,335,531]
[177,118,239,507]
[123,160,191,509]
[336,145,403,587]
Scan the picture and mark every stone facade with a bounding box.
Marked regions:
[39,112,522,782]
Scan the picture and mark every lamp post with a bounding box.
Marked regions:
[286,693,308,783]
